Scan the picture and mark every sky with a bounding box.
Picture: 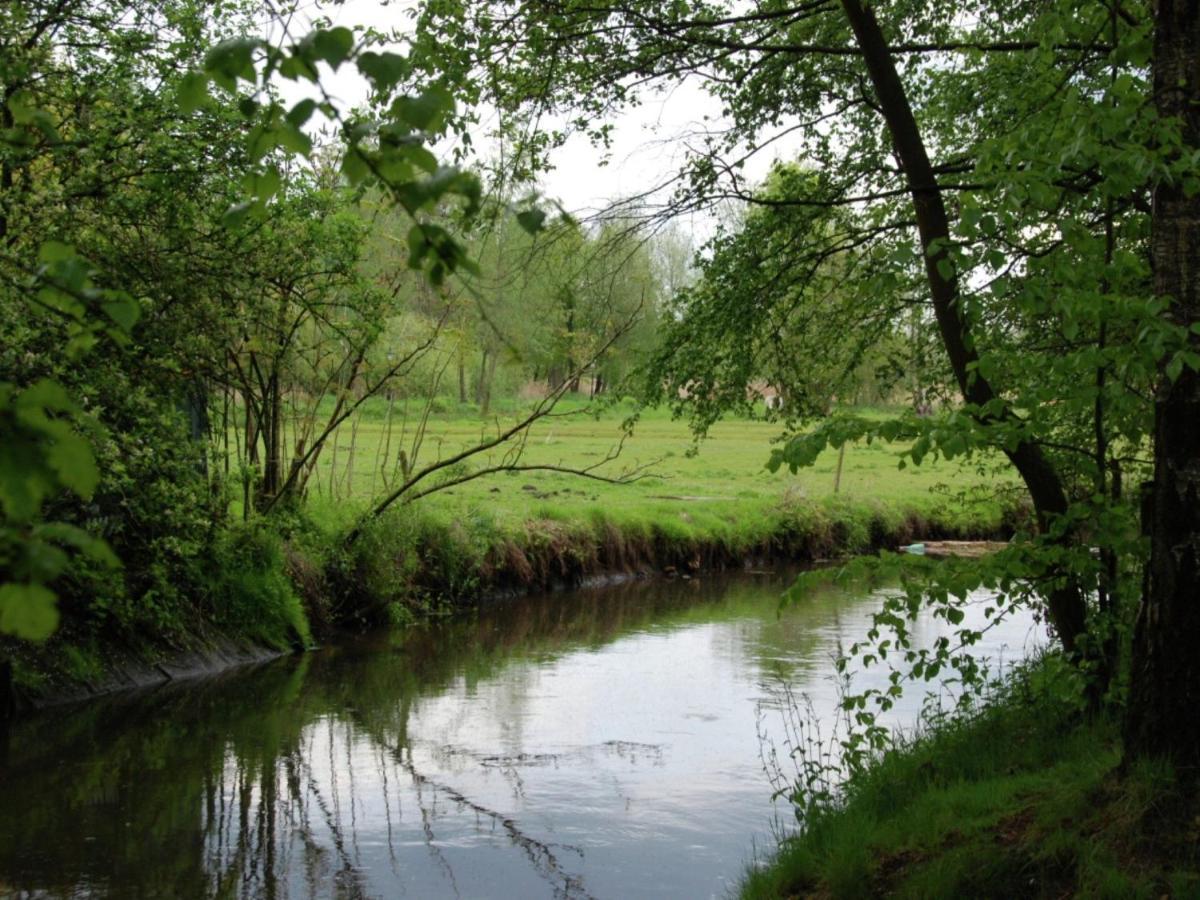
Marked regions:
[268,0,801,232]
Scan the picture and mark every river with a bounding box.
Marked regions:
[0,569,1040,899]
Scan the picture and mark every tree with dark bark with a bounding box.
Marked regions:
[407,0,1156,673]
[1126,0,1200,772]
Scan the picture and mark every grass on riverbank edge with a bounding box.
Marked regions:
[312,489,1018,628]
[5,487,1016,709]
[742,659,1200,899]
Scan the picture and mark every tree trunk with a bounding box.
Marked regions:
[259,372,282,504]
[180,379,209,477]
[343,411,361,498]
[476,348,489,404]
[841,0,1088,654]
[479,351,499,417]
[1125,0,1200,771]
[458,352,467,404]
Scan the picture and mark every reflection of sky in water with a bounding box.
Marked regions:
[1,576,1042,900]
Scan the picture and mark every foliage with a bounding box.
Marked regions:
[647,164,925,430]
[0,0,592,645]
[0,380,116,638]
[403,0,1175,717]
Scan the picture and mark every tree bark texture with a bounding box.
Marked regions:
[1126,0,1200,770]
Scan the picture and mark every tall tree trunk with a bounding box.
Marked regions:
[222,386,230,479]
[1125,0,1200,770]
[476,348,489,404]
[180,379,209,477]
[841,0,1088,654]
[259,372,282,503]
[458,351,467,404]
[343,411,361,498]
[479,351,499,417]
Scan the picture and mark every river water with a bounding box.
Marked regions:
[0,570,1040,899]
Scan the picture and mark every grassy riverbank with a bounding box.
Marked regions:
[5,406,1020,708]
[289,404,1020,627]
[742,661,1200,899]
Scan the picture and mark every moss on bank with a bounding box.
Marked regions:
[742,660,1200,899]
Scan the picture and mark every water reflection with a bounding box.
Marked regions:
[0,572,1041,899]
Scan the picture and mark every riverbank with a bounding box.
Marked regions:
[741,660,1200,899]
[3,487,1018,713]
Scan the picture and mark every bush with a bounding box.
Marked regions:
[204,524,310,650]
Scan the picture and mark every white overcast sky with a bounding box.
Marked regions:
[267,0,800,228]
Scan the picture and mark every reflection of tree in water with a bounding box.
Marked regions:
[0,568,861,899]
[191,712,596,899]
[395,745,593,900]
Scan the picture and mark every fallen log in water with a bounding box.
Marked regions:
[900,540,1009,559]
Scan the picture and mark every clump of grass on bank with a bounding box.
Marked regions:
[2,522,312,708]
[202,523,311,650]
[743,659,1200,899]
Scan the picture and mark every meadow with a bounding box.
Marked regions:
[254,398,1019,545]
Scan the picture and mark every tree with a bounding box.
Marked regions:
[1125,0,1200,771]
[0,0,488,638]
[648,163,919,427]
[408,0,1157,675]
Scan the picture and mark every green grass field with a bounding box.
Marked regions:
[238,399,1017,540]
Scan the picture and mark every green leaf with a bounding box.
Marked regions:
[286,98,318,128]
[38,241,77,264]
[276,124,313,156]
[18,378,74,414]
[0,446,45,521]
[910,435,931,466]
[0,583,59,641]
[279,53,319,82]
[221,200,255,229]
[516,208,547,234]
[312,27,355,69]
[204,38,260,89]
[36,523,120,567]
[357,51,409,91]
[45,433,100,498]
[1167,352,1184,383]
[391,84,454,132]
[341,148,373,184]
[102,294,141,333]
[6,90,38,124]
[178,72,210,112]
[406,224,429,269]
[245,166,282,201]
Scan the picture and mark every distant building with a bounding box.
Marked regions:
[748,380,784,410]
